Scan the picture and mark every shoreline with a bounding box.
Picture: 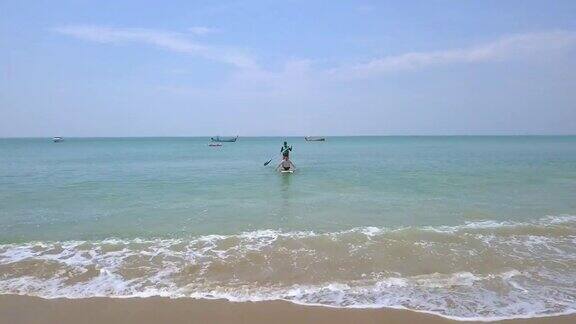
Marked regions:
[0,295,574,324]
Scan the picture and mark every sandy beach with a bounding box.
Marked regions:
[0,295,573,324]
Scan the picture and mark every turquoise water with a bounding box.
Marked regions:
[1,136,575,320]
[1,136,575,241]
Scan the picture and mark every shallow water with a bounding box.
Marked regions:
[1,136,575,320]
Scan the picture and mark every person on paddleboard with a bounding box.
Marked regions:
[281,141,292,158]
[277,156,296,172]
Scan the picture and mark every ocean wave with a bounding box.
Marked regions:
[1,215,575,321]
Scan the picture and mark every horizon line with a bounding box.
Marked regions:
[1,134,576,139]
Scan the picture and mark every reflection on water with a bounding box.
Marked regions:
[279,171,292,223]
[280,171,292,192]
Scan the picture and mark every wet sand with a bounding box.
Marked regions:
[0,295,573,324]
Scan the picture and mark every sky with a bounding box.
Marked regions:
[1,0,575,137]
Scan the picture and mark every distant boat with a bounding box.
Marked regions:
[208,143,222,147]
[304,136,325,142]
[52,137,64,143]
[211,136,238,142]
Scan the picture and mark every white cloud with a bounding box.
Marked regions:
[188,26,218,36]
[54,25,256,69]
[330,31,576,79]
[54,26,576,83]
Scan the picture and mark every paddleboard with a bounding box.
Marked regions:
[280,170,294,173]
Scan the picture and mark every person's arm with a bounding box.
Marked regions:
[290,161,296,168]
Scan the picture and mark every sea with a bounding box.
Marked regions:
[0,136,575,321]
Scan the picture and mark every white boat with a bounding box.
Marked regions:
[211,136,238,142]
[305,136,325,142]
[52,137,64,143]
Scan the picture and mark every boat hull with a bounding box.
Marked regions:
[211,136,238,142]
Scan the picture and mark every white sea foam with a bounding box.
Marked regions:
[423,214,576,233]
[0,215,575,321]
